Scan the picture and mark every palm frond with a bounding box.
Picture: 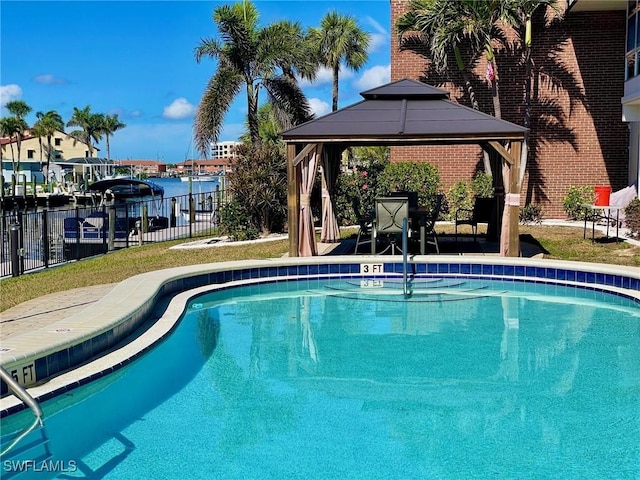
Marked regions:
[263,76,313,129]
[194,68,243,155]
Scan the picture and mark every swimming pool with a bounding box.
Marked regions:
[2,267,639,479]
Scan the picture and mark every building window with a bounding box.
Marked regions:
[54,138,62,146]
[628,0,640,80]
[27,150,35,159]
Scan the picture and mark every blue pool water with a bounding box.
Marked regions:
[2,278,639,479]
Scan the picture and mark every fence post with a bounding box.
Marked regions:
[42,210,50,268]
[170,197,177,227]
[108,205,116,251]
[17,210,25,273]
[102,204,107,252]
[9,221,20,277]
[125,207,130,248]
[142,204,149,234]
[189,193,194,238]
[75,206,81,260]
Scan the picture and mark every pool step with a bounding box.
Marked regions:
[0,427,52,479]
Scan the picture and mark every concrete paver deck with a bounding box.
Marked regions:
[1,284,116,341]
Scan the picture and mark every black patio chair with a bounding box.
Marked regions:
[455,197,494,242]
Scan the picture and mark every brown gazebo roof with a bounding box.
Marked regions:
[281,78,527,145]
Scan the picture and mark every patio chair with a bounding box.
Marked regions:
[603,185,637,227]
[455,197,494,242]
[416,194,443,254]
[353,212,374,254]
[372,196,410,254]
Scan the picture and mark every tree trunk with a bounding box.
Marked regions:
[490,58,501,119]
[247,82,261,146]
[519,16,533,190]
[332,65,339,112]
[46,136,53,183]
[455,45,491,176]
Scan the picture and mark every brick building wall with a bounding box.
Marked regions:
[390,1,629,218]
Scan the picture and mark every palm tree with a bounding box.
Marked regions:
[4,100,32,173]
[0,116,26,195]
[0,117,17,161]
[239,103,284,146]
[66,105,104,158]
[33,110,65,182]
[509,0,560,187]
[308,11,370,112]
[396,0,558,176]
[30,121,46,168]
[194,0,313,154]
[397,0,495,172]
[101,114,127,162]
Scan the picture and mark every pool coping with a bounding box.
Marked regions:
[2,255,639,416]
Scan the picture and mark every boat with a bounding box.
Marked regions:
[180,174,218,183]
[180,208,217,223]
[87,177,164,200]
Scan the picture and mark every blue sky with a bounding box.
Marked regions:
[0,0,391,163]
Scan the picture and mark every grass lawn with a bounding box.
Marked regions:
[1,225,638,312]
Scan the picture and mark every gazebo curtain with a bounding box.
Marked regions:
[500,159,511,256]
[321,145,341,243]
[298,145,320,256]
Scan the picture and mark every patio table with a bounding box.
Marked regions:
[581,204,623,242]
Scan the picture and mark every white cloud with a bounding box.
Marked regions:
[368,33,388,53]
[162,98,196,120]
[298,66,356,88]
[364,16,389,53]
[353,65,391,91]
[308,98,331,117]
[298,67,333,88]
[33,74,68,85]
[0,84,22,106]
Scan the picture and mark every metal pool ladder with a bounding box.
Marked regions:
[0,366,46,456]
[402,218,409,297]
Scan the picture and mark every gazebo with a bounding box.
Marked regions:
[281,79,528,258]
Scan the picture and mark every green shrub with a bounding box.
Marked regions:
[334,148,388,225]
[378,161,441,211]
[624,198,640,238]
[519,203,543,224]
[445,181,474,221]
[471,172,494,198]
[227,143,287,234]
[563,185,595,220]
[218,199,260,241]
[444,172,494,221]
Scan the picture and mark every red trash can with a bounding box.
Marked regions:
[594,186,611,206]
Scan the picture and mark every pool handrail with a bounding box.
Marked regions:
[402,217,408,297]
[0,365,44,456]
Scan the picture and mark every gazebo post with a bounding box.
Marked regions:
[287,144,300,257]
[489,140,522,257]
[508,141,522,257]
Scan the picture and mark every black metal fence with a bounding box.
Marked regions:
[1,187,229,278]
